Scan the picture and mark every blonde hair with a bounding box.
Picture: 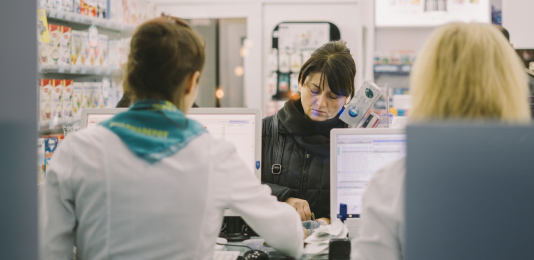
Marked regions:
[409,22,531,122]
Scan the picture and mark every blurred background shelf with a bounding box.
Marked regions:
[38,64,122,76]
[45,8,136,33]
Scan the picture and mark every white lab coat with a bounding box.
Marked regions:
[40,126,303,260]
[351,159,405,260]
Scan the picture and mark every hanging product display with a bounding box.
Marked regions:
[269,21,340,101]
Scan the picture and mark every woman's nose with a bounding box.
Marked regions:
[316,93,327,107]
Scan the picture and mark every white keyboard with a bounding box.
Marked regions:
[213,251,240,260]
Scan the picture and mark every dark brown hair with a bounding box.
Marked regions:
[298,40,356,99]
[124,17,205,103]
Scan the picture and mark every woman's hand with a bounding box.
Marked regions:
[285,197,312,221]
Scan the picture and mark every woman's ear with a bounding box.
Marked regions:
[185,71,201,94]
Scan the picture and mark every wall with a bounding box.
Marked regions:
[503,0,534,49]
[219,18,247,108]
[189,19,217,107]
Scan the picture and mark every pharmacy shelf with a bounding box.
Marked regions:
[45,8,136,33]
[39,118,80,135]
[39,64,122,76]
[373,64,412,76]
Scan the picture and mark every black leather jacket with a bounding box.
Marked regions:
[261,98,347,219]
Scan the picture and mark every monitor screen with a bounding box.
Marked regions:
[85,112,257,173]
[336,133,406,217]
[188,114,256,173]
[86,114,115,128]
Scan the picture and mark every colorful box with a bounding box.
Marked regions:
[81,0,97,17]
[51,79,63,122]
[81,31,89,65]
[63,80,74,120]
[92,82,102,108]
[40,79,53,123]
[82,82,92,109]
[48,24,61,65]
[60,26,72,66]
[37,138,46,184]
[98,34,108,66]
[71,30,82,65]
[72,82,83,117]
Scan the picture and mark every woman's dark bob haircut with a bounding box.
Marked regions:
[124,16,205,103]
[298,40,356,99]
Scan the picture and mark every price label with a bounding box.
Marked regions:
[95,67,102,74]
[80,67,87,74]
[58,66,65,73]
[70,66,77,74]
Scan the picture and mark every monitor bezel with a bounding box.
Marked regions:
[330,128,406,224]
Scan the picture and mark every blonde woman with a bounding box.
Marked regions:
[352,22,531,260]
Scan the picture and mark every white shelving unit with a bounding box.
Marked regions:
[45,8,136,32]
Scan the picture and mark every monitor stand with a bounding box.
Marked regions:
[224,216,250,242]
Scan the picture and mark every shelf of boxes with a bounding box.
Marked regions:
[45,8,136,33]
[373,64,412,76]
[39,64,122,76]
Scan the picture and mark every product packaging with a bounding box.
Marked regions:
[63,80,74,120]
[81,0,97,17]
[97,0,107,18]
[267,73,278,96]
[81,31,89,65]
[37,9,49,65]
[37,138,46,184]
[88,26,99,65]
[71,30,82,65]
[340,81,382,127]
[98,34,108,66]
[51,79,63,122]
[60,26,72,66]
[110,0,123,23]
[290,52,302,73]
[92,82,102,108]
[278,50,290,73]
[290,73,299,93]
[48,24,61,65]
[107,39,118,67]
[72,82,83,117]
[47,0,58,9]
[101,78,111,107]
[62,0,73,12]
[74,0,81,14]
[44,137,58,176]
[82,82,92,109]
[40,79,53,124]
[278,73,290,92]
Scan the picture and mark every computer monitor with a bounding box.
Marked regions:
[330,128,406,233]
[81,107,262,180]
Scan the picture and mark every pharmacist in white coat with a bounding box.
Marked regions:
[351,23,532,260]
[40,17,303,260]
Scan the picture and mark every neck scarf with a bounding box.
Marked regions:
[101,100,206,163]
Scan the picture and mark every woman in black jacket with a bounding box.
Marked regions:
[262,40,356,221]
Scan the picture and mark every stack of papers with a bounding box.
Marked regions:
[303,218,349,256]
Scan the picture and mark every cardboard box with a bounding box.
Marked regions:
[60,26,72,66]
[48,24,61,65]
[63,80,74,120]
[71,30,82,65]
[51,79,63,122]
[40,79,53,123]
[72,82,83,117]
[82,82,92,109]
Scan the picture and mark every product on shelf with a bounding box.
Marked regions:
[290,51,302,73]
[60,25,72,66]
[40,79,53,123]
[108,39,118,67]
[81,31,89,65]
[63,80,74,120]
[44,136,59,176]
[46,0,59,9]
[81,0,97,17]
[71,30,82,65]
[97,0,108,19]
[48,24,61,65]
[92,82,102,108]
[73,82,83,117]
[98,34,108,66]
[37,9,49,65]
[52,79,63,122]
[110,0,123,23]
[88,25,99,65]
[61,0,73,12]
[82,82,92,109]
[102,78,111,108]
[37,138,46,184]
[74,0,81,14]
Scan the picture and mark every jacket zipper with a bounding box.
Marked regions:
[300,151,310,198]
